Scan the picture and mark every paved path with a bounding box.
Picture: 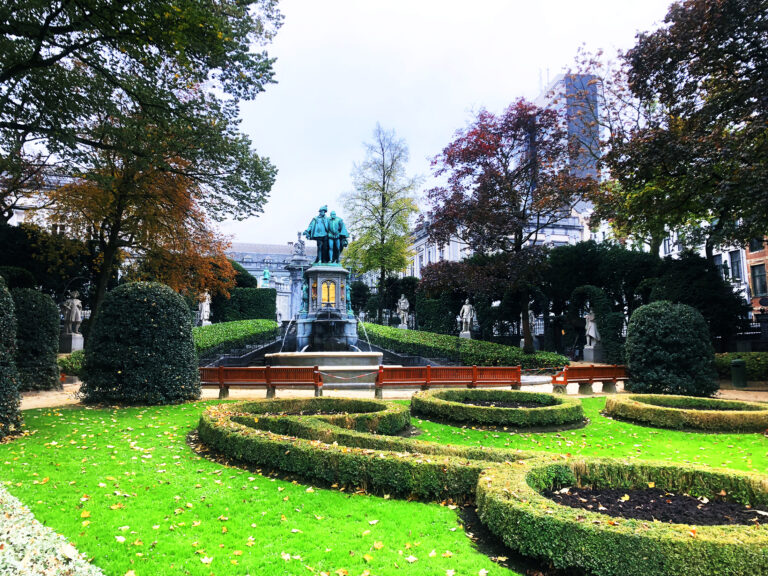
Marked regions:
[20,379,768,410]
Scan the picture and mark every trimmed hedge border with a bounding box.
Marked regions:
[605,394,768,432]
[476,457,768,576]
[197,398,544,502]
[193,319,279,360]
[361,322,568,369]
[411,389,584,427]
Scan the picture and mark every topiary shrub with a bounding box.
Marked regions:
[625,301,718,396]
[11,288,60,391]
[81,282,200,405]
[0,266,36,289]
[0,278,22,439]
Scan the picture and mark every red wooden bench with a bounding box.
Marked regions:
[550,364,627,394]
[199,366,323,399]
[374,365,522,398]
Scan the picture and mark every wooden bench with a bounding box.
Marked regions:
[550,364,627,394]
[374,365,522,398]
[199,366,323,399]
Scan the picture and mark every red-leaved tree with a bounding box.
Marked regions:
[425,99,597,352]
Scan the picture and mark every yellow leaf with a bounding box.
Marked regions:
[82,520,90,527]
[373,541,384,550]
[110,503,125,510]
[80,510,90,518]
[233,550,242,556]
[222,526,228,533]
[648,482,655,488]
[620,494,630,502]
[363,554,373,563]
[125,571,136,576]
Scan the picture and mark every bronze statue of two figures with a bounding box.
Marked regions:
[304,205,349,264]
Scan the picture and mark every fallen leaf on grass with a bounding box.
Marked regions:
[200,556,213,564]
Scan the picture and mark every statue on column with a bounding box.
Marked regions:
[396,294,409,328]
[304,205,330,263]
[584,308,601,347]
[345,283,352,314]
[300,281,309,313]
[61,291,83,334]
[293,231,306,256]
[328,211,349,264]
[459,298,475,335]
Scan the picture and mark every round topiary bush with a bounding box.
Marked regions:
[81,282,200,405]
[605,394,768,432]
[625,300,718,396]
[11,288,60,391]
[476,458,768,576]
[411,389,583,427]
[0,278,22,439]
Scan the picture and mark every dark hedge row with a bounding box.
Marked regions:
[361,323,568,369]
[411,389,583,427]
[715,352,768,381]
[197,398,544,502]
[211,287,276,323]
[192,319,279,360]
[81,282,200,405]
[605,394,768,432]
[476,458,768,576]
[11,288,60,391]
[0,277,21,440]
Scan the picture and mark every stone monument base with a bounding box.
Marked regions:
[398,323,408,330]
[459,331,472,339]
[583,344,604,363]
[60,332,84,353]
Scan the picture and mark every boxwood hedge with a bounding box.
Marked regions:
[11,288,60,391]
[193,319,279,361]
[361,323,567,369]
[411,389,584,427]
[476,457,768,576]
[0,277,21,440]
[605,394,768,432]
[197,398,545,502]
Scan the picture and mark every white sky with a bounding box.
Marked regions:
[220,0,674,245]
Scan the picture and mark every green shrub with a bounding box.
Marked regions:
[0,266,36,289]
[476,458,768,576]
[715,352,768,381]
[604,394,768,432]
[415,297,458,334]
[0,278,21,439]
[193,319,278,360]
[411,389,583,427]
[58,350,84,378]
[625,301,718,396]
[11,288,60,391]
[81,282,200,405]
[362,322,567,369]
[211,287,276,322]
[198,398,544,502]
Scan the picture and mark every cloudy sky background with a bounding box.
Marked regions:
[221,0,675,246]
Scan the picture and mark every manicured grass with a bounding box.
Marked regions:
[412,397,768,473]
[0,403,502,576]
[1,397,767,575]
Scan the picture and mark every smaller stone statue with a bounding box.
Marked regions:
[328,211,349,264]
[293,231,306,256]
[585,308,600,347]
[300,281,309,313]
[261,268,271,287]
[396,294,409,328]
[61,291,83,334]
[459,298,475,336]
[528,309,536,334]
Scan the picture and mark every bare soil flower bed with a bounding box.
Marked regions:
[542,486,768,525]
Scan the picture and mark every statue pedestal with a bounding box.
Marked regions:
[398,323,408,330]
[583,344,604,363]
[60,332,84,353]
[459,331,472,339]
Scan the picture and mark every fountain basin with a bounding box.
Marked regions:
[264,351,384,386]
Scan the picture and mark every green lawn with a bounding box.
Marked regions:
[1,397,766,576]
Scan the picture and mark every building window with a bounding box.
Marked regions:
[752,264,767,297]
[662,238,670,255]
[713,254,724,278]
[749,238,764,252]
[729,250,742,281]
[439,246,444,261]
[418,254,424,268]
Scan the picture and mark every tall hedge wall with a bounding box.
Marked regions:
[0,278,22,439]
[11,288,60,391]
[211,287,276,323]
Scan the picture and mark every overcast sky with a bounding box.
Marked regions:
[220,0,675,246]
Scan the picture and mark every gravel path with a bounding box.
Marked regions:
[0,485,105,576]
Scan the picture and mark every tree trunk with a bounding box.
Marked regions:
[378,267,385,324]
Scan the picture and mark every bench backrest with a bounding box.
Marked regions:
[199,366,319,385]
[564,365,626,379]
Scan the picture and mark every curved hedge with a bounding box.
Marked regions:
[198,398,544,502]
[0,277,21,440]
[476,457,768,576]
[11,288,60,391]
[411,389,583,427]
[361,323,568,369]
[193,319,279,360]
[81,282,199,405]
[605,394,768,432]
